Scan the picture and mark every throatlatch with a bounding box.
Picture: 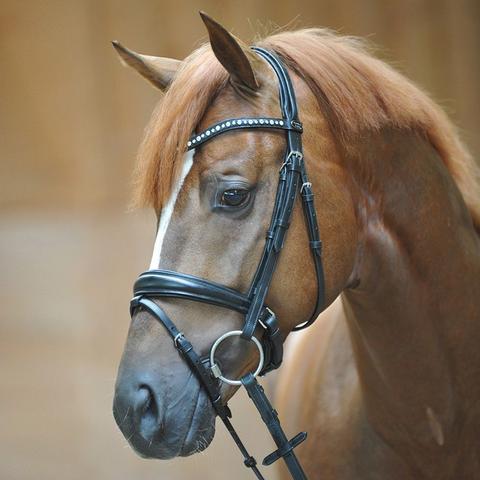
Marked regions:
[130,47,325,480]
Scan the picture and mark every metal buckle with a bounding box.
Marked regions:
[300,181,312,193]
[258,307,276,330]
[286,150,304,163]
[173,332,185,347]
[209,331,265,386]
[290,120,303,131]
[280,150,303,172]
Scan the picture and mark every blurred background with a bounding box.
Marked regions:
[1,1,479,479]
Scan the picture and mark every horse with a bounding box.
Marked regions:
[112,12,480,479]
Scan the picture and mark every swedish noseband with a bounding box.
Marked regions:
[130,47,325,480]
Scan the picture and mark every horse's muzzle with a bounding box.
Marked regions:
[113,371,216,459]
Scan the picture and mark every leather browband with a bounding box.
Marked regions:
[187,117,303,150]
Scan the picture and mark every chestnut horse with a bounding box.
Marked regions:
[112,13,480,479]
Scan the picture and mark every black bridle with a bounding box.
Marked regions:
[130,47,324,480]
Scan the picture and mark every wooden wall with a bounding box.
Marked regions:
[2,0,479,212]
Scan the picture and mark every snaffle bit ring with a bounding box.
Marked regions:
[209,330,265,386]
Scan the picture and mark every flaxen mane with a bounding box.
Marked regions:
[134,29,480,232]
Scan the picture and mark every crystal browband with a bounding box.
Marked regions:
[187,117,303,150]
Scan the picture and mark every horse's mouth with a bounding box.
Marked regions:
[178,389,216,457]
[123,387,216,460]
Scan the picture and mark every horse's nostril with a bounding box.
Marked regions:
[135,385,163,440]
[137,385,152,413]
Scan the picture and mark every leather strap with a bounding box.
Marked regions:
[250,47,325,332]
[134,270,250,314]
[243,47,323,339]
[241,373,307,479]
[188,116,302,150]
[295,165,325,330]
[243,151,303,340]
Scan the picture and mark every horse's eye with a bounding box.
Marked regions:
[221,188,250,207]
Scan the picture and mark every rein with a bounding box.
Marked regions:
[130,47,325,480]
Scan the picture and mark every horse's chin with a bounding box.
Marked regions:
[178,420,216,458]
[126,389,216,460]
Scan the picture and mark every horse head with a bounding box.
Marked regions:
[112,13,357,460]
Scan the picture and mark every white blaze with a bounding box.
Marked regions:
[149,150,195,270]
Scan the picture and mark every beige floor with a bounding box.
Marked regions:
[0,210,279,480]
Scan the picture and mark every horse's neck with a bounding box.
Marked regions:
[342,129,480,473]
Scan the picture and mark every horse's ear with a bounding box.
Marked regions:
[112,41,181,91]
[200,11,261,92]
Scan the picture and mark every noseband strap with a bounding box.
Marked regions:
[134,270,250,314]
[130,47,325,480]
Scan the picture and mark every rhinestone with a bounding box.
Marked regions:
[232,120,237,125]
[274,120,279,125]
[226,121,231,127]
[279,120,284,126]
[196,136,201,141]
[221,123,225,128]
[269,120,274,125]
[215,125,221,131]
[248,119,253,125]
[254,119,258,124]
[187,141,192,147]
[201,133,205,138]
[192,139,196,144]
[259,119,264,124]
[206,130,211,136]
